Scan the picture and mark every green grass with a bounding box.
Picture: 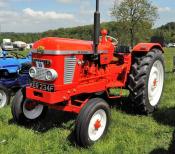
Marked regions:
[1,48,175,154]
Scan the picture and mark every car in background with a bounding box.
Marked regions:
[26,43,34,49]
[13,41,27,51]
[2,39,13,51]
[0,50,31,108]
[167,43,175,48]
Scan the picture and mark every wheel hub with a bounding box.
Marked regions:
[25,101,37,111]
[23,100,44,120]
[94,120,101,130]
[153,79,157,88]
[88,109,107,141]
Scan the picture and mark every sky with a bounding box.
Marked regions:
[0,0,174,32]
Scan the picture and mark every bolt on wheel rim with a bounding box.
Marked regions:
[148,60,164,106]
[0,90,7,108]
[88,109,107,141]
[23,100,44,120]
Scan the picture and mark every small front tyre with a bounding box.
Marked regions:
[11,88,48,124]
[75,98,110,147]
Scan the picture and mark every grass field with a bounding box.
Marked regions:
[1,48,175,154]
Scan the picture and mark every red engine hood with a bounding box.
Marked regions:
[32,37,113,54]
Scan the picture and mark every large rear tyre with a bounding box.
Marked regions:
[128,49,165,114]
[11,88,48,124]
[75,98,110,147]
[0,85,10,108]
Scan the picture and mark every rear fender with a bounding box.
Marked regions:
[132,43,164,53]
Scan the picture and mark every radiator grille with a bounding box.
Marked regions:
[34,68,48,81]
[64,56,76,84]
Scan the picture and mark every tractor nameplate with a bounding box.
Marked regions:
[37,46,45,54]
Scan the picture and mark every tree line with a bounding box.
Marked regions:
[0,21,174,45]
[0,0,174,46]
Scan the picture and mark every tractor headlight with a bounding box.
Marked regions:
[29,67,37,78]
[45,69,58,81]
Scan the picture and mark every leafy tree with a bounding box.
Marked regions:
[111,0,158,47]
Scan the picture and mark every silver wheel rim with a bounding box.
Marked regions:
[88,109,107,141]
[0,90,7,108]
[23,101,44,120]
[148,60,164,106]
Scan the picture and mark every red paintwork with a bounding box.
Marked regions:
[132,43,163,53]
[33,37,93,51]
[26,30,163,114]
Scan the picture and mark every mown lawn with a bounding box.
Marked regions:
[0,48,175,154]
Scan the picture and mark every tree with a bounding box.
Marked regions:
[111,0,158,47]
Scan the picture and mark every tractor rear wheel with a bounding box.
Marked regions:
[128,48,165,114]
[0,85,10,108]
[11,88,48,124]
[75,98,110,147]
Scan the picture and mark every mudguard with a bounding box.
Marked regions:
[132,43,164,53]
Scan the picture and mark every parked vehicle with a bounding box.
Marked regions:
[26,43,34,49]
[11,0,165,147]
[167,43,175,48]
[2,39,13,51]
[0,50,31,108]
[13,41,27,51]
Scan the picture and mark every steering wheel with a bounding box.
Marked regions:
[9,51,25,59]
[100,36,118,46]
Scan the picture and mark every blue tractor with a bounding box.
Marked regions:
[0,50,31,108]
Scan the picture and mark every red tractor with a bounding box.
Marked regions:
[11,0,165,147]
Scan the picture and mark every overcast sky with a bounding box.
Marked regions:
[0,0,174,32]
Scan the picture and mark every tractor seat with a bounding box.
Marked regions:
[115,45,131,54]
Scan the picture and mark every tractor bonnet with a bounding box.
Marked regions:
[32,37,110,55]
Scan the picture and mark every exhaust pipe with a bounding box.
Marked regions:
[94,0,100,54]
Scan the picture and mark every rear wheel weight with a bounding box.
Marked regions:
[128,49,165,114]
[75,98,110,147]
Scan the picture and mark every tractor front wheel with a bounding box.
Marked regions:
[128,48,165,114]
[75,98,110,147]
[11,88,48,124]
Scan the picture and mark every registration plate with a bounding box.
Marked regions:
[30,81,54,92]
